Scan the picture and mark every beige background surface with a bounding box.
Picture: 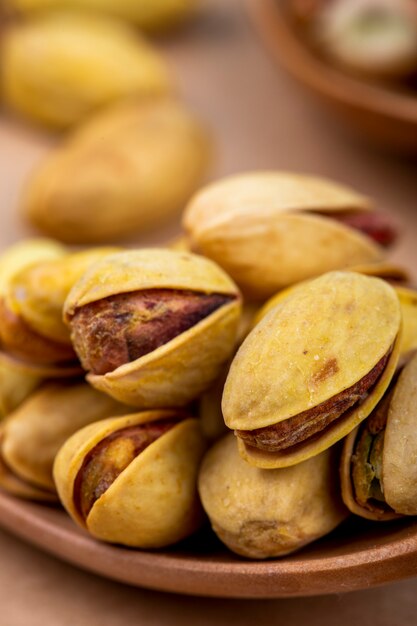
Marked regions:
[1,0,417,623]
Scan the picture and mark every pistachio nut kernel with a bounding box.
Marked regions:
[0,247,117,367]
[64,249,241,408]
[53,411,207,548]
[341,352,417,520]
[1,381,127,494]
[1,12,170,130]
[23,99,211,244]
[183,172,397,299]
[223,271,401,469]
[199,434,348,559]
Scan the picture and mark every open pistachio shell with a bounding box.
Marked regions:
[1,12,170,130]
[7,0,197,33]
[0,428,58,502]
[0,351,42,418]
[64,249,241,407]
[394,286,417,357]
[1,381,127,494]
[183,172,387,299]
[54,411,206,548]
[223,271,401,468]
[199,434,348,559]
[23,99,211,244]
[341,352,417,519]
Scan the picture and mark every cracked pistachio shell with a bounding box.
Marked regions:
[54,411,206,547]
[1,381,127,494]
[199,434,348,559]
[183,172,382,299]
[341,352,417,519]
[23,99,211,244]
[223,272,401,468]
[64,249,241,407]
[0,428,58,502]
[0,238,66,297]
[1,12,170,130]
[5,247,119,345]
[0,352,42,418]
[7,0,197,33]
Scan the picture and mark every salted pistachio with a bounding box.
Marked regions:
[54,410,206,547]
[0,247,117,368]
[316,0,417,79]
[341,351,417,519]
[0,381,127,500]
[199,434,348,559]
[1,12,170,130]
[183,172,397,299]
[0,352,42,418]
[64,249,241,407]
[7,0,197,32]
[23,99,211,244]
[223,271,401,469]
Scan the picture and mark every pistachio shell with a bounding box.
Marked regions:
[53,411,206,547]
[7,247,119,344]
[0,351,42,418]
[383,353,417,514]
[0,238,66,297]
[1,381,127,492]
[395,286,417,357]
[183,172,381,299]
[8,0,197,32]
[1,12,170,129]
[0,351,82,379]
[199,434,348,559]
[23,99,211,243]
[64,250,241,407]
[223,272,401,468]
[348,262,410,284]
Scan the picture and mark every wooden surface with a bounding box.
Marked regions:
[1,0,417,622]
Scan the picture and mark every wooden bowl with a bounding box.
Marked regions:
[1,489,417,598]
[247,0,417,153]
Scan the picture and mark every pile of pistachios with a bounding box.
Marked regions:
[1,170,417,559]
[290,0,417,87]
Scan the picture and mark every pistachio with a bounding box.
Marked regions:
[341,351,417,519]
[64,249,241,408]
[1,381,127,497]
[7,0,197,33]
[54,411,206,548]
[1,12,170,129]
[183,172,396,299]
[199,434,348,559]
[23,99,211,243]
[223,271,401,468]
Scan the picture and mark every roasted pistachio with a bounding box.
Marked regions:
[7,0,197,32]
[316,0,417,79]
[64,249,241,407]
[0,352,42,418]
[341,352,417,520]
[183,172,397,299]
[199,434,348,559]
[54,410,206,547]
[1,12,170,130]
[23,99,211,244]
[223,272,401,469]
[0,381,127,498]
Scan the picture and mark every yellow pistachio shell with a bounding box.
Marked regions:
[223,272,401,468]
[8,0,197,32]
[1,381,127,492]
[23,99,211,244]
[0,351,82,379]
[383,353,417,514]
[0,351,42,418]
[395,286,417,357]
[183,172,381,299]
[199,434,348,559]
[7,247,119,345]
[0,238,66,297]
[54,411,206,547]
[1,12,171,130]
[348,262,410,283]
